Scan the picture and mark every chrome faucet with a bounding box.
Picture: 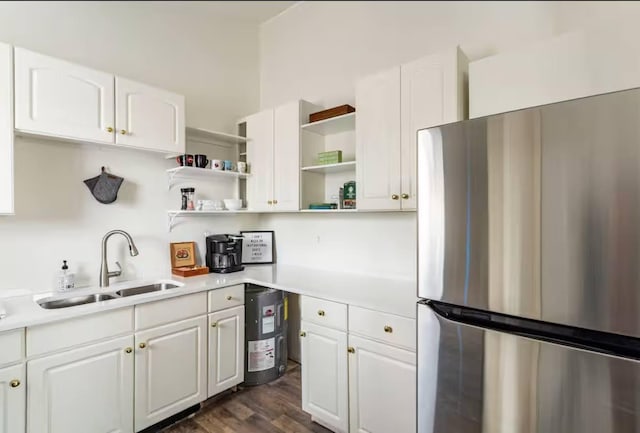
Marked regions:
[100,230,139,287]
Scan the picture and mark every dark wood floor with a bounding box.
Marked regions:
[162,361,333,433]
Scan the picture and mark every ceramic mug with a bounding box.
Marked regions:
[237,162,247,173]
[211,159,223,170]
[195,154,209,168]
[176,154,194,167]
[223,160,234,171]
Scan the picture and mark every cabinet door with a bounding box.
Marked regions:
[115,77,185,154]
[273,101,301,211]
[356,66,402,210]
[300,320,348,433]
[401,48,466,210]
[134,315,206,431]
[246,109,274,211]
[208,306,244,397]
[0,43,12,215]
[0,364,25,433]
[348,335,416,433]
[28,335,134,433]
[14,47,115,144]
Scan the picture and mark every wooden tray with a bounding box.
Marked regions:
[172,266,209,277]
[309,104,355,123]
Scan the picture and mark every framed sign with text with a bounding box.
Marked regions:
[240,231,275,264]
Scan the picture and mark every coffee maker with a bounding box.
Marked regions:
[205,234,245,273]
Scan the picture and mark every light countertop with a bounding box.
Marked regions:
[0,264,418,332]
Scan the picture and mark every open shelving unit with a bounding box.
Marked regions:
[166,166,250,189]
[300,110,357,212]
[300,112,355,136]
[167,209,254,231]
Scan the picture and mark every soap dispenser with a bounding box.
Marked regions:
[56,260,75,292]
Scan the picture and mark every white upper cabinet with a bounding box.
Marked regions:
[356,47,468,211]
[115,77,185,153]
[13,47,185,154]
[356,66,402,211]
[246,109,275,212]
[273,101,302,211]
[0,42,13,215]
[14,47,115,144]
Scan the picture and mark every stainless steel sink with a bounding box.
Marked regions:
[115,283,179,297]
[38,294,118,310]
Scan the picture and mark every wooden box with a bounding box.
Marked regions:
[170,241,209,277]
[309,104,355,123]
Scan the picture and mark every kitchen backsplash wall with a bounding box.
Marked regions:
[0,2,262,293]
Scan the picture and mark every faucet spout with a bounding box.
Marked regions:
[100,230,139,287]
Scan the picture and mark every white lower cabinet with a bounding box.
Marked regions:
[134,315,207,431]
[208,306,245,397]
[348,334,416,433]
[27,335,134,433]
[0,363,25,433]
[300,320,349,433]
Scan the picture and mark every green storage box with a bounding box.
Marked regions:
[317,150,342,165]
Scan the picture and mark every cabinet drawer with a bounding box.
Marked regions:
[301,296,347,331]
[208,285,244,312]
[348,306,416,351]
[0,328,24,366]
[135,292,207,330]
[27,307,134,357]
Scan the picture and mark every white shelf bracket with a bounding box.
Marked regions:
[168,212,179,232]
[167,171,179,190]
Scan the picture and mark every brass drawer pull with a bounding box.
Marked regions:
[317,310,325,317]
[347,347,355,354]
[300,331,306,337]
[211,322,218,328]
[124,347,133,354]
[9,379,20,388]
[401,193,409,199]
[384,325,393,333]
[139,342,147,349]
[226,295,233,301]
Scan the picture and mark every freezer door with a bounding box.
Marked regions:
[418,302,640,433]
[418,87,640,339]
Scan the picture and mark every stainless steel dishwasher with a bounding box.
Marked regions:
[244,284,288,385]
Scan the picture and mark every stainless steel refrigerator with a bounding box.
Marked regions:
[417,87,640,433]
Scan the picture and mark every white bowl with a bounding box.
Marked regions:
[223,198,243,210]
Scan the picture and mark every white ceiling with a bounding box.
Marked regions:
[156,1,298,24]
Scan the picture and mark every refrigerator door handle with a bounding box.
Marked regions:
[426,300,640,361]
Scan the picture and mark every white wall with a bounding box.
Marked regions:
[0,2,262,293]
[258,1,560,278]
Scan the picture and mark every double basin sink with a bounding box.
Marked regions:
[37,282,180,310]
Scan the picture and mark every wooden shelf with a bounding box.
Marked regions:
[301,161,356,174]
[301,113,355,136]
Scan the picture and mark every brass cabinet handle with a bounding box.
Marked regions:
[273,199,278,204]
[106,127,114,133]
[401,193,409,199]
[267,200,273,205]
[120,129,127,135]
[226,295,233,301]
[384,325,393,333]
[9,379,20,388]
[139,342,147,349]
[347,347,355,354]
[391,194,399,200]
[124,347,133,354]
[317,310,325,316]
[211,322,218,328]
[299,331,306,337]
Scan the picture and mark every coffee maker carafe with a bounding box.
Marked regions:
[206,234,245,273]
